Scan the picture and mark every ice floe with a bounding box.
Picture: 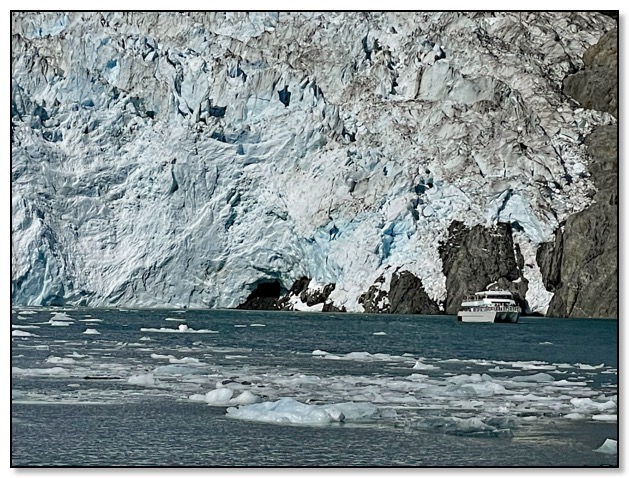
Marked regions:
[46,356,76,364]
[594,439,617,454]
[12,330,38,337]
[414,416,515,438]
[226,397,381,425]
[140,326,219,333]
[128,373,157,387]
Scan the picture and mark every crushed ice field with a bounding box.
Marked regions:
[12,308,617,466]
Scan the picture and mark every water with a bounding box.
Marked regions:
[11,308,618,467]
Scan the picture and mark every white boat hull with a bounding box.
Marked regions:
[457,310,519,323]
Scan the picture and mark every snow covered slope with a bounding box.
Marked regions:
[11,12,616,311]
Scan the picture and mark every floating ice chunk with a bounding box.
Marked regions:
[49,321,71,326]
[323,407,345,422]
[153,364,206,376]
[205,388,234,405]
[178,324,188,332]
[140,327,218,333]
[316,351,408,363]
[538,342,553,345]
[345,352,373,361]
[12,366,68,376]
[139,336,151,341]
[487,367,512,373]
[484,415,519,429]
[408,373,430,380]
[169,356,201,364]
[83,328,100,335]
[249,323,266,327]
[226,398,380,426]
[320,401,379,420]
[563,412,587,420]
[380,408,398,418]
[601,369,618,375]
[414,416,513,438]
[12,324,39,329]
[234,324,247,328]
[151,353,176,360]
[591,414,617,422]
[12,330,37,337]
[229,391,262,405]
[576,363,605,370]
[80,318,103,322]
[413,360,439,370]
[227,398,334,425]
[521,364,556,371]
[570,397,617,413]
[594,439,617,455]
[509,361,549,368]
[553,379,586,386]
[128,373,156,387]
[511,373,555,383]
[165,317,186,321]
[373,331,387,335]
[554,363,573,369]
[46,356,76,364]
[188,393,207,402]
[50,312,74,321]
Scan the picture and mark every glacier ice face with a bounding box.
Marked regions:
[11,12,616,310]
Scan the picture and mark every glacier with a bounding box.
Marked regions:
[11,12,616,312]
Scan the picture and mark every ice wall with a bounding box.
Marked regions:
[11,12,616,310]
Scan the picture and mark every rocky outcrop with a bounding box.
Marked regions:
[537,28,617,319]
[388,271,440,315]
[563,28,617,118]
[238,276,345,312]
[359,270,439,315]
[536,124,617,318]
[439,221,528,314]
[279,276,341,311]
[537,200,617,318]
[359,275,389,313]
[236,280,283,310]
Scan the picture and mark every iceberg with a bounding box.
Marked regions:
[226,397,380,425]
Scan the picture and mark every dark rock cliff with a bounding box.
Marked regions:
[563,28,617,118]
[388,271,440,315]
[359,270,440,315]
[236,280,283,310]
[537,28,617,318]
[439,221,528,315]
[238,276,345,312]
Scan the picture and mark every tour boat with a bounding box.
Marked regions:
[457,290,520,323]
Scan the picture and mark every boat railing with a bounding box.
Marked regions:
[465,305,521,313]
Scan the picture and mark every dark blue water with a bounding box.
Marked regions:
[11,308,618,467]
